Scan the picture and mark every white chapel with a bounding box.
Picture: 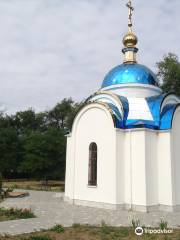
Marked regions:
[65,1,180,212]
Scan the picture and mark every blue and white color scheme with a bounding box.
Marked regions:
[65,1,180,214]
[88,64,180,130]
[102,63,159,88]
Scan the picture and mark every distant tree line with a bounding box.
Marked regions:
[0,53,180,181]
[0,98,83,181]
[157,53,180,96]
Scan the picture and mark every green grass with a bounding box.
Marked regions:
[0,224,179,240]
[3,180,64,192]
[30,236,53,240]
[100,222,130,239]
[0,207,36,221]
[159,219,168,230]
[50,225,64,233]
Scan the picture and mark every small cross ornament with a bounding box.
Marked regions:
[126,0,134,30]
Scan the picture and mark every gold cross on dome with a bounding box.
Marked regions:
[126,0,134,31]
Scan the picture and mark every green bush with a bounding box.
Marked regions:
[50,224,64,233]
[0,207,35,220]
[159,219,168,230]
[11,184,18,189]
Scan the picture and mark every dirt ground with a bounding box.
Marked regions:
[0,225,180,240]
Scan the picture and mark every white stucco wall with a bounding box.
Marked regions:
[131,131,147,206]
[123,130,131,206]
[172,107,180,205]
[65,103,117,205]
[65,135,74,199]
[117,129,173,209]
[116,130,125,204]
[119,129,159,208]
[65,103,178,211]
[157,131,173,206]
[145,131,158,206]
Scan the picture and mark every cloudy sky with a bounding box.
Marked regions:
[0,0,179,113]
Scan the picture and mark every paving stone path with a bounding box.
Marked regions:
[0,190,180,235]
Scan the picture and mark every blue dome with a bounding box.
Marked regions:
[101,63,159,88]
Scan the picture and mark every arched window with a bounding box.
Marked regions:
[88,142,97,186]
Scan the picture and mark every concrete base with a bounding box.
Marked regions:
[64,197,180,213]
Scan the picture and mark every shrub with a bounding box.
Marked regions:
[11,184,18,189]
[21,208,35,218]
[0,207,35,220]
[50,224,64,233]
[159,219,168,230]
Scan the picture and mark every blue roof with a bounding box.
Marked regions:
[88,92,180,130]
[101,63,159,88]
[160,104,179,130]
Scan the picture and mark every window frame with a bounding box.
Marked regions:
[88,142,97,187]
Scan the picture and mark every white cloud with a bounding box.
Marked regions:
[0,0,179,113]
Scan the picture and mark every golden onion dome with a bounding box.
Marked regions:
[123,31,138,48]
